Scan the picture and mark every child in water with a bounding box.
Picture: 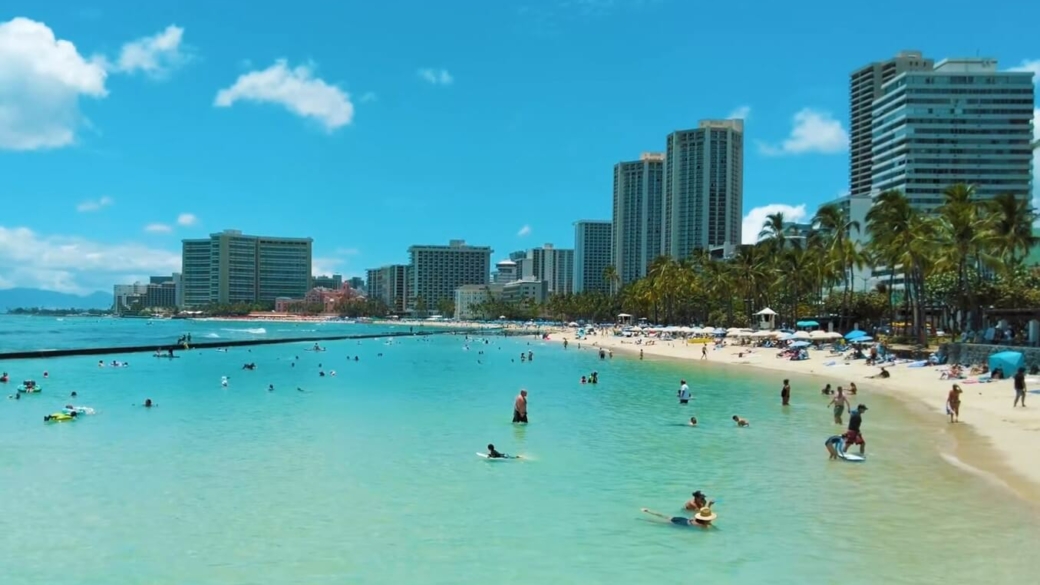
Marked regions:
[732,415,750,427]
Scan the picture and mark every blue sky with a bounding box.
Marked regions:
[0,0,1037,294]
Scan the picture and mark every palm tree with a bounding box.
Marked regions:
[987,192,1038,271]
[603,265,620,297]
[758,212,788,252]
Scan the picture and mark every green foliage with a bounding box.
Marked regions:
[334,297,390,318]
[198,301,275,316]
[6,307,112,316]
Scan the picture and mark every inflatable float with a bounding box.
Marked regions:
[44,412,76,422]
[64,406,96,415]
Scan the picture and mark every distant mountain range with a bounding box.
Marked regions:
[0,288,112,311]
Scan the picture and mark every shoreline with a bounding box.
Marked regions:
[547,329,1040,503]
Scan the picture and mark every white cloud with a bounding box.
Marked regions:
[0,226,180,294]
[418,68,453,85]
[358,91,377,103]
[517,225,532,237]
[176,212,197,226]
[144,223,172,233]
[728,105,750,120]
[113,25,187,79]
[0,17,108,150]
[758,108,849,156]
[741,203,808,245]
[312,257,342,276]
[1009,59,1040,78]
[77,196,114,212]
[214,59,354,130]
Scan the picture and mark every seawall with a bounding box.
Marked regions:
[0,330,474,361]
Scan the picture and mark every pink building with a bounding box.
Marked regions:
[275,285,360,314]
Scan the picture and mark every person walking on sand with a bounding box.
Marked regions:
[781,379,791,406]
[828,387,850,424]
[1013,367,1027,408]
[701,344,708,360]
[946,384,962,422]
[513,389,529,424]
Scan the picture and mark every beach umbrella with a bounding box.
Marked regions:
[792,331,811,340]
[852,335,874,343]
[777,332,795,340]
[844,330,867,340]
[823,331,843,340]
[726,330,742,338]
[790,341,811,348]
[809,330,828,339]
[796,320,819,328]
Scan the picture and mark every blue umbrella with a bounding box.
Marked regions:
[844,330,867,340]
[790,341,811,348]
[852,336,874,343]
[796,320,819,328]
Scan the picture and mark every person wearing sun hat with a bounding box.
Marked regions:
[641,506,717,529]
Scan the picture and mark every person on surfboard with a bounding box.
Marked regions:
[486,444,520,459]
[642,507,717,529]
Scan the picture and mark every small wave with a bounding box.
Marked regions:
[221,327,267,334]
[939,452,1013,492]
[205,333,221,338]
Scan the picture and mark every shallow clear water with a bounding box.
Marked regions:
[1,316,1039,584]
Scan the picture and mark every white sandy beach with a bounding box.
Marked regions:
[545,329,1040,502]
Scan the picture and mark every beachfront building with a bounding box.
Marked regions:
[346,276,365,294]
[180,230,313,307]
[521,244,574,295]
[502,278,549,305]
[366,264,411,313]
[574,220,613,294]
[312,274,343,290]
[850,51,935,197]
[408,240,492,310]
[612,152,664,287]
[662,120,744,260]
[493,259,520,284]
[112,283,148,314]
[871,58,1035,211]
[274,286,357,314]
[454,284,503,320]
[112,275,180,314]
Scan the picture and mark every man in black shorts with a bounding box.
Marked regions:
[513,389,529,423]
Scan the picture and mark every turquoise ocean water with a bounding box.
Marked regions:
[1,315,1039,584]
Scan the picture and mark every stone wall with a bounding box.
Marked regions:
[942,343,1040,368]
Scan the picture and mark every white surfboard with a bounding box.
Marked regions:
[476,453,519,460]
[839,451,865,462]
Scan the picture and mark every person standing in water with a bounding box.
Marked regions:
[781,379,791,406]
[828,386,850,424]
[845,405,868,455]
[678,380,690,404]
[512,389,529,424]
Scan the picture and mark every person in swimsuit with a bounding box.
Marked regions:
[143,399,155,408]
[946,384,962,422]
[512,390,529,423]
[732,415,749,427]
[1013,367,1027,407]
[824,435,844,459]
[688,416,698,427]
[848,382,858,395]
[641,507,716,529]
[684,490,711,511]
[678,380,690,404]
[821,384,833,395]
[781,379,791,406]
[828,387,850,424]
[845,405,868,454]
[486,444,520,459]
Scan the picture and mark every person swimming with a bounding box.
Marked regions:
[581,376,587,384]
[732,415,750,427]
[221,376,229,387]
[688,416,698,427]
[143,399,155,408]
[641,507,717,529]
[70,391,77,397]
[268,384,274,392]
[684,490,711,511]
[486,444,519,459]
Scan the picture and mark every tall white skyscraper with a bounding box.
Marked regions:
[872,58,1035,210]
[662,120,744,260]
[522,244,574,295]
[573,220,612,294]
[849,51,935,198]
[612,152,664,287]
